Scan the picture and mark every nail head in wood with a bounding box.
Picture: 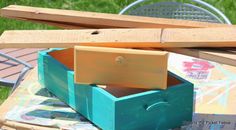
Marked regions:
[115,56,125,65]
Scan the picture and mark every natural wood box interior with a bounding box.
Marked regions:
[49,48,182,98]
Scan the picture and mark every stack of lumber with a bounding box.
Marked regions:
[0,5,236,66]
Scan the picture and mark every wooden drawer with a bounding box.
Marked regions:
[74,46,168,89]
[38,48,193,130]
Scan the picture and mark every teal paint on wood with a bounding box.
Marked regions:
[115,82,193,130]
[38,49,194,130]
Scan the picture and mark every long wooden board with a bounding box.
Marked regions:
[1,5,233,29]
[1,28,236,48]
[74,46,168,89]
[1,5,236,66]
[0,29,162,48]
[5,16,87,29]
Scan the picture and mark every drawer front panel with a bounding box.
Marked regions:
[115,84,193,130]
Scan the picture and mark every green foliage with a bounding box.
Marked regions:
[206,0,236,25]
[0,86,11,104]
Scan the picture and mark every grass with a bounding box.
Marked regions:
[0,0,136,34]
[0,0,235,104]
[0,0,235,34]
[0,86,11,104]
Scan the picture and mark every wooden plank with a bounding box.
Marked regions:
[74,46,168,89]
[1,5,232,29]
[1,28,236,48]
[162,27,236,47]
[1,5,235,66]
[1,6,235,66]
[4,16,87,29]
[166,48,236,66]
[0,29,162,48]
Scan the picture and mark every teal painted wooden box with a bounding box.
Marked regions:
[38,49,194,130]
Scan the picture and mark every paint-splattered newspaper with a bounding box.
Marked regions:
[3,68,98,130]
[4,53,236,130]
[168,53,236,130]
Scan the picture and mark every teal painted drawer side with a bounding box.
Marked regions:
[38,50,115,130]
[38,50,70,104]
